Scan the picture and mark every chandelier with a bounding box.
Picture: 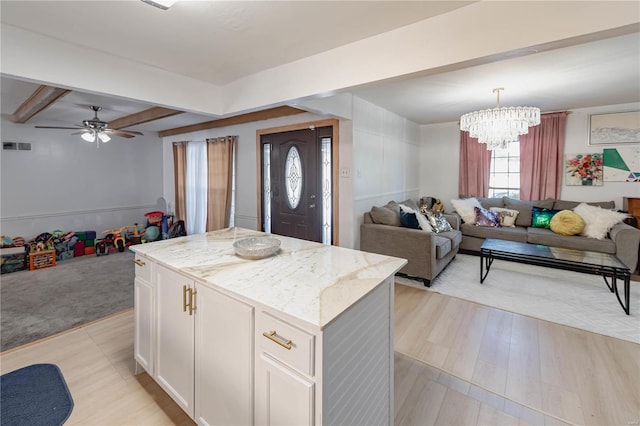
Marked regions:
[460,88,540,150]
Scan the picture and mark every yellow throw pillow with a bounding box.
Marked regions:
[550,210,585,236]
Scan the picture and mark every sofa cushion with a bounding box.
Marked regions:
[399,209,420,229]
[503,198,555,227]
[474,206,501,227]
[553,199,615,211]
[531,207,560,229]
[433,235,452,259]
[550,210,585,236]
[478,197,504,209]
[438,229,463,248]
[399,203,433,232]
[527,227,616,254]
[490,207,519,227]
[573,203,628,240]
[370,202,400,226]
[461,223,528,243]
[425,210,453,233]
[451,197,481,224]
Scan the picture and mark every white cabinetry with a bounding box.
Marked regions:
[255,310,316,425]
[195,284,253,426]
[155,264,195,416]
[134,252,395,426]
[133,254,154,375]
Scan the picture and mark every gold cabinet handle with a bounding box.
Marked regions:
[263,330,292,350]
[183,285,188,312]
[132,259,145,267]
[189,288,197,316]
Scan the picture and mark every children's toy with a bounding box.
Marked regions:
[101,226,140,252]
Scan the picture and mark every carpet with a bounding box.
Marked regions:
[396,254,640,344]
[1,363,74,426]
[1,251,134,351]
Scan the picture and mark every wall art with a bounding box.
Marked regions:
[565,153,603,186]
[603,147,640,182]
[589,111,640,145]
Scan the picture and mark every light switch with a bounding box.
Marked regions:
[340,168,351,178]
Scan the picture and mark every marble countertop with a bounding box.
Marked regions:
[130,227,407,329]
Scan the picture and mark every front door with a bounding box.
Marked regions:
[261,127,331,243]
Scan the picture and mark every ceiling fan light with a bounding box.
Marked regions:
[81,132,96,143]
[98,132,111,143]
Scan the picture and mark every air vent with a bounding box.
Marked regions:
[3,142,31,151]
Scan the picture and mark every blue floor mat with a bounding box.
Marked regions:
[1,363,74,426]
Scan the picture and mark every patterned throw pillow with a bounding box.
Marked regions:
[425,210,453,233]
[474,206,501,227]
[490,207,520,227]
[531,207,560,229]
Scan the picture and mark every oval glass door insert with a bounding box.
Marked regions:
[285,146,302,209]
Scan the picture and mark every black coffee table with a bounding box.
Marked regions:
[480,239,631,315]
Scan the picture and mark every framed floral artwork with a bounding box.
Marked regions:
[565,153,603,186]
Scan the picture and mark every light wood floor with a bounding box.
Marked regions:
[1,285,638,425]
[395,284,640,426]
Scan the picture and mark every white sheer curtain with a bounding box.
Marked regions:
[186,141,207,235]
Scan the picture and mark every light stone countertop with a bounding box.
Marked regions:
[130,227,407,329]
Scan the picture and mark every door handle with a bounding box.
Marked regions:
[188,288,197,316]
[309,204,316,209]
[183,285,188,312]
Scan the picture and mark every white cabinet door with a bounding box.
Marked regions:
[134,276,154,375]
[195,285,254,426]
[155,264,195,417]
[255,353,315,426]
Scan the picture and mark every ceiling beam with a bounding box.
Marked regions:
[109,106,184,130]
[158,106,306,138]
[11,85,71,123]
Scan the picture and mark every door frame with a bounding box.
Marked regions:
[256,118,340,245]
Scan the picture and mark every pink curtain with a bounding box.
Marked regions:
[519,112,568,200]
[458,131,491,197]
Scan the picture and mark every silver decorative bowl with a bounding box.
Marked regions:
[233,236,281,260]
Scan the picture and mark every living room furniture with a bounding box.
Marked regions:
[361,208,462,286]
[480,239,630,315]
[453,197,640,275]
[623,197,640,229]
[130,227,406,426]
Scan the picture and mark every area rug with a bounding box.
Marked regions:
[1,363,74,426]
[1,251,134,351]
[396,254,640,344]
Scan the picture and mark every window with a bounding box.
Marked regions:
[488,140,520,199]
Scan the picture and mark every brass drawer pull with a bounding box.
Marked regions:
[132,259,145,267]
[263,330,292,350]
[183,285,188,312]
[189,288,197,316]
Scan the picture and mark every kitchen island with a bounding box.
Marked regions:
[130,227,407,426]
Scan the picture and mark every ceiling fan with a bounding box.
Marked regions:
[35,105,143,146]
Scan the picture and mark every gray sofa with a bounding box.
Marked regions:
[454,197,640,274]
[360,201,462,286]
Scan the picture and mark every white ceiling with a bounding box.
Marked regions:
[1,1,639,133]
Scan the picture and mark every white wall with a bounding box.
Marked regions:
[0,116,164,239]
[352,97,421,249]
[420,102,640,211]
[161,95,419,249]
[161,112,356,247]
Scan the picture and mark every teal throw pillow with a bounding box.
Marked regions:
[531,206,560,229]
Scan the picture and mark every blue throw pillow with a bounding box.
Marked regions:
[399,210,420,229]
